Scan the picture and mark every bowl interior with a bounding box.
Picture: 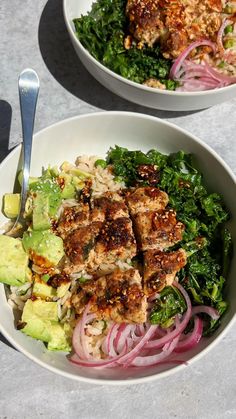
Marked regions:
[0,112,236,384]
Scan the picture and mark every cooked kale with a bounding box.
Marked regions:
[107,145,232,334]
[73,0,177,89]
[150,286,187,328]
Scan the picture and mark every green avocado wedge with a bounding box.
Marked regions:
[0,235,31,286]
[21,299,72,351]
[22,230,65,267]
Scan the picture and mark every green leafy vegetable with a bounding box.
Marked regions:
[150,286,187,327]
[221,228,233,277]
[73,0,177,89]
[107,145,231,334]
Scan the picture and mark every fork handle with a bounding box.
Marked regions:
[18,69,40,215]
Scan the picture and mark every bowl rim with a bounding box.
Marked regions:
[63,0,236,98]
[0,110,236,385]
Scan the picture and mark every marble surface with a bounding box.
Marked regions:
[0,1,236,418]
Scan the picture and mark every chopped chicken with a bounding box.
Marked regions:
[57,192,127,239]
[93,194,129,220]
[126,186,168,215]
[125,0,222,58]
[92,217,137,267]
[63,222,102,271]
[71,268,147,323]
[61,193,136,273]
[133,208,185,251]
[143,248,187,296]
[57,203,105,239]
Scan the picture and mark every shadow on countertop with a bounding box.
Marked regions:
[0,100,15,350]
[0,333,15,350]
[0,100,12,163]
[38,0,199,118]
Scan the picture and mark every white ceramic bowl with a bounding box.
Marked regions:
[0,112,235,384]
[63,0,236,111]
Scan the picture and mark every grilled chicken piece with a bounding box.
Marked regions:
[62,193,136,274]
[143,248,187,296]
[126,186,168,215]
[63,222,102,271]
[63,216,136,274]
[57,203,105,239]
[58,192,128,239]
[93,194,129,220]
[134,208,185,251]
[92,217,137,267]
[126,0,222,58]
[72,268,147,323]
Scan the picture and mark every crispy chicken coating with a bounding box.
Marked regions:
[93,217,137,267]
[63,222,102,270]
[72,268,147,323]
[93,194,129,220]
[134,208,185,251]
[61,193,136,274]
[57,203,105,239]
[143,248,187,296]
[126,0,223,58]
[126,186,168,215]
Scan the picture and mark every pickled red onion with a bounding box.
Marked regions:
[175,315,203,353]
[69,282,220,369]
[170,36,236,91]
[169,40,216,79]
[191,305,220,320]
[217,19,231,55]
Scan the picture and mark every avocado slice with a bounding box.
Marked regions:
[30,179,62,218]
[22,230,64,267]
[59,173,76,199]
[47,323,72,351]
[32,280,57,299]
[3,193,20,219]
[0,235,31,286]
[21,299,71,351]
[18,171,39,187]
[32,192,51,230]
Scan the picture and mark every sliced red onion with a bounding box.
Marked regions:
[136,323,145,336]
[107,323,120,357]
[191,305,220,320]
[113,323,127,353]
[175,59,236,91]
[217,19,231,55]
[72,317,85,359]
[80,312,96,360]
[118,325,134,353]
[72,303,96,360]
[117,325,158,366]
[145,281,192,349]
[169,40,216,79]
[175,315,203,353]
[131,335,180,367]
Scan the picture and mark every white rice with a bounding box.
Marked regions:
[75,155,125,197]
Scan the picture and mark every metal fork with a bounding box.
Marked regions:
[6,69,40,236]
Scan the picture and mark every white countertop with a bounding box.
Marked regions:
[0,1,236,418]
